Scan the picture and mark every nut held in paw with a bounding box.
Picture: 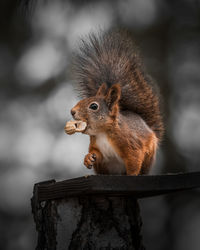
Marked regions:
[64,120,87,135]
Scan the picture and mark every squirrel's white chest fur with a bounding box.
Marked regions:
[95,133,126,174]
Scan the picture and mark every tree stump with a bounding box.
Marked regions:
[32,195,144,250]
[31,173,200,250]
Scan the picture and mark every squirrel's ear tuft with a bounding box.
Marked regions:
[105,84,121,109]
[96,83,107,97]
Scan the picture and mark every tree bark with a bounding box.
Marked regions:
[32,195,145,250]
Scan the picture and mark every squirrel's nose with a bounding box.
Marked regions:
[71,109,76,117]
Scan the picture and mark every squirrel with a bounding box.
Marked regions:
[68,29,164,176]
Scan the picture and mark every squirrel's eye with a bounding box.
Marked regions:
[89,103,98,110]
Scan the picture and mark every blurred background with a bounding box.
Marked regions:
[0,0,200,249]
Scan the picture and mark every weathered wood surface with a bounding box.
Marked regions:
[33,172,200,202]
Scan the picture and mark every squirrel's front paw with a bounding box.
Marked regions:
[84,153,96,169]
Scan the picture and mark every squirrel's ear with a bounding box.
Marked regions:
[105,84,121,109]
[96,83,107,97]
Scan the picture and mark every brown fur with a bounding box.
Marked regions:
[71,83,158,175]
[71,30,164,175]
[73,29,164,140]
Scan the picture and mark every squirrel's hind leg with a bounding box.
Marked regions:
[124,151,144,176]
[140,153,155,175]
[140,135,157,175]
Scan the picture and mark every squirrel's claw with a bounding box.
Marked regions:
[92,154,96,160]
[84,153,96,169]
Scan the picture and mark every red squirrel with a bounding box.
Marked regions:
[66,30,164,175]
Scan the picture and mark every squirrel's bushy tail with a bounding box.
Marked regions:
[72,29,164,140]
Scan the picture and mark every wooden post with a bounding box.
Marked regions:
[31,173,200,250]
